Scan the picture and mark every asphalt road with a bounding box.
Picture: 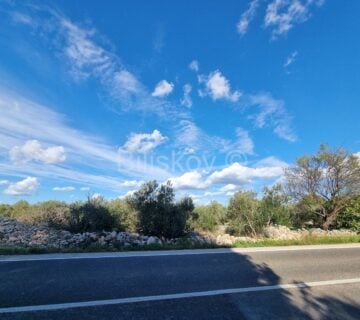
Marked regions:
[0,244,360,319]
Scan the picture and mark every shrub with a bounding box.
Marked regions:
[68,196,116,232]
[130,181,194,238]
[31,201,70,229]
[226,191,265,237]
[106,198,138,232]
[0,204,11,218]
[8,200,31,221]
[191,201,226,232]
[336,197,360,232]
[260,184,294,228]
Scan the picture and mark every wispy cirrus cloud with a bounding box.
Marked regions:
[180,84,192,108]
[0,90,170,187]
[247,92,297,142]
[53,186,75,192]
[237,0,260,36]
[284,50,298,67]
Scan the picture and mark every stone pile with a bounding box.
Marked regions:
[263,224,357,240]
[0,218,209,249]
[0,218,357,249]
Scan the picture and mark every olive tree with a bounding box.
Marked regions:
[130,181,194,238]
[285,145,360,230]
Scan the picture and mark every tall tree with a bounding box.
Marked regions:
[285,145,360,229]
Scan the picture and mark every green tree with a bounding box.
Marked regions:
[285,145,360,230]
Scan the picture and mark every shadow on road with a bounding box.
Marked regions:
[0,251,359,319]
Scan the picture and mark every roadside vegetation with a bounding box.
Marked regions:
[0,145,359,254]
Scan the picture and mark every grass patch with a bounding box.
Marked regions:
[234,235,360,248]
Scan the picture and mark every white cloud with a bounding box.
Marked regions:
[284,50,298,67]
[119,189,137,198]
[248,93,297,142]
[53,186,75,191]
[181,84,192,108]
[199,70,241,102]
[0,180,9,185]
[237,0,260,35]
[121,130,167,154]
[189,60,199,72]
[168,171,208,190]
[4,177,39,196]
[80,187,90,191]
[120,180,144,188]
[206,162,284,185]
[10,140,66,164]
[152,80,174,97]
[219,184,239,192]
[235,128,254,155]
[91,193,102,200]
[264,0,325,38]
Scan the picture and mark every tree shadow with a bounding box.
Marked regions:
[0,250,359,319]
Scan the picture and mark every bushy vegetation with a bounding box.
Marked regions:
[336,197,360,232]
[190,201,226,232]
[1,145,359,238]
[130,181,194,238]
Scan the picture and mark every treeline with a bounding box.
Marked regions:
[1,145,360,238]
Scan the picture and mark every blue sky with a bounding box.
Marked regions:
[0,0,359,204]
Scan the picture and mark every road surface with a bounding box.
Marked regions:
[1,244,360,319]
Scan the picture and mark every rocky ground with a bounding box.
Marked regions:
[0,217,357,250]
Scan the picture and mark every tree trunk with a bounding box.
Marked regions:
[322,209,338,230]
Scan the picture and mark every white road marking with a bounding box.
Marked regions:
[1,243,360,262]
[1,278,360,314]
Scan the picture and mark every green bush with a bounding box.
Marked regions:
[0,204,11,218]
[226,191,265,237]
[68,196,116,232]
[336,197,360,232]
[130,181,194,238]
[106,198,138,232]
[31,201,70,229]
[7,200,31,221]
[191,201,226,232]
[260,184,294,228]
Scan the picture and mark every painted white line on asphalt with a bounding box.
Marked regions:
[1,243,360,262]
[1,277,360,314]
